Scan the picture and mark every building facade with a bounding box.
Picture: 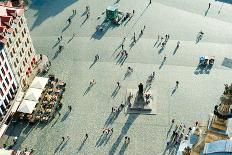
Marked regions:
[0,2,37,89]
[0,43,17,120]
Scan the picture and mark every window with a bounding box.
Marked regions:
[8,72,12,81]
[17,71,20,77]
[0,52,4,60]
[28,51,30,57]
[9,38,12,44]
[10,52,13,58]
[19,22,21,27]
[30,48,32,53]
[15,28,17,33]
[16,58,19,64]
[0,74,2,82]
[21,48,24,53]
[1,68,5,76]
[16,41,19,47]
[12,48,15,54]
[6,42,9,48]
[14,62,17,68]
[24,57,27,63]
[19,67,22,73]
[21,31,24,37]
[4,63,8,71]
[23,61,25,66]
[25,42,27,47]
[20,18,23,24]
[3,83,6,91]
[23,28,26,34]
[5,77,9,85]
[26,38,29,43]
[18,38,21,43]
[0,88,3,96]
[13,31,15,37]
[19,51,22,57]
[12,82,16,90]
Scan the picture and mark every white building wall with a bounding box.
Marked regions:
[4,13,36,87]
[0,46,17,117]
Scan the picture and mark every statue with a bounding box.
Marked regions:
[138,83,143,94]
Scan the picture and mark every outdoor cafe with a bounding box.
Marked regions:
[14,75,66,123]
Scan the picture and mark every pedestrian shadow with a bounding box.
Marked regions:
[205,8,209,16]
[80,17,88,27]
[51,114,60,127]
[157,41,162,48]
[89,60,97,69]
[77,139,87,153]
[118,143,129,155]
[97,134,108,147]
[54,141,63,154]
[173,46,178,55]
[158,47,164,54]
[60,137,70,152]
[129,41,136,50]
[111,86,121,98]
[171,86,178,96]
[83,85,92,96]
[153,40,159,48]
[61,111,71,122]
[114,51,122,60]
[104,113,114,127]
[62,23,71,33]
[124,71,131,80]
[95,133,104,147]
[166,124,174,138]
[81,10,87,17]
[109,114,138,155]
[123,17,131,26]
[120,57,127,66]
[67,36,74,44]
[52,41,60,49]
[52,50,61,60]
[104,132,113,146]
[159,60,166,70]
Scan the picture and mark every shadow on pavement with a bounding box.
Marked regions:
[29,0,77,30]
[108,114,138,155]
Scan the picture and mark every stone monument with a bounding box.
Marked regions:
[125,83,157,114]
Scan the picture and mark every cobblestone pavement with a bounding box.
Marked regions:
[3,0,232,154]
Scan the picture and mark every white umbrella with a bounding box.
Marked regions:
[30,77,48,89]
[17,100,37,114]
[24,88,43,102]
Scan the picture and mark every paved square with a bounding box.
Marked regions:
[2,0,232,154]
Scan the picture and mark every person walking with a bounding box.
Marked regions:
[85,134,88,139]
[68,106,72,111]
[164,55,167,61]
[62,137,65,142]
[117,81,120,87]
[208,3,211,9]
[95,54,99,61]
[160,37,163,42]
[121,44,124,50]
[176,81,179,87]
[172,119,175,124]
[149,0,152,5]
[67,18,71,24]
[177,41,180,48]
[60,36,63,40]
[125,51,128,58]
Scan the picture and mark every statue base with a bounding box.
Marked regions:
[125,89,157,115]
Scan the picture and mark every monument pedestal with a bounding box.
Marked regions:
[125,89,157,115]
